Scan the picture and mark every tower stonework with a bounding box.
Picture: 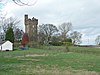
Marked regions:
[24,14,38,43]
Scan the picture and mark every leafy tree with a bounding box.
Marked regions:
[39,24,58,45]
[5,27,14,43]
[62,38,72,42]
[70,31,82,45]
[22,33,29,47]
[95,35,100,45]
[66,38,72,43]
[59,22,72,41]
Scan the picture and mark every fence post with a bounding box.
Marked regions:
[24,52,25,57]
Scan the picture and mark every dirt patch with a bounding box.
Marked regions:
[20,59,40,61]
[15,56,24,58]
[15,54,48,58]
[26,54,48,57]
[32,69,99,75]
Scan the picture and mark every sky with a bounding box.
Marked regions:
[0,0,100,45]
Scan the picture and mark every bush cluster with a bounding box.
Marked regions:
[49,42,63,46]
[49,41,73,46]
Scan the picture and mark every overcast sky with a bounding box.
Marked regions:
[0,0,100,45]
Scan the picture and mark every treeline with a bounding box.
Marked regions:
[0,17,82,47]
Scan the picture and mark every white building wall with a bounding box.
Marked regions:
[1,41,13,51]
[0,45,1,51]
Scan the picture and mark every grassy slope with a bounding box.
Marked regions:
[0,46,100,75]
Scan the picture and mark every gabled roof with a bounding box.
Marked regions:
[0,41,12,45]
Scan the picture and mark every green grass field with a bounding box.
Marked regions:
[0,46,100,75]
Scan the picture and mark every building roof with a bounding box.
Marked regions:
[0,41,12,45]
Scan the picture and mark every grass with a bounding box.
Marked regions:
[0,46,100,75]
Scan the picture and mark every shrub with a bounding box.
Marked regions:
[63,42,73,46]
[49,41,63,46]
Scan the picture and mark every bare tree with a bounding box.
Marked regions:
[0,32,5,41]
[39,24,58,45]
[12,0,38,6]
[38,32,46,45]
[95,35,100,45]
[14,28,24,41]
[70,31,82,45]
[0,0,37,6]
[2,17,20,33]
[59,22,72,41]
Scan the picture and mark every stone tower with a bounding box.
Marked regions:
[24,14,38,42]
